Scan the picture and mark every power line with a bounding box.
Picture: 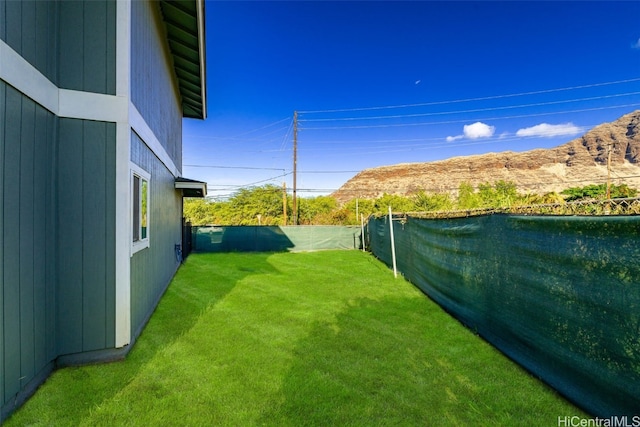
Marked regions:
[298,77,640,114]
[299,103,640,130]
[297,170,360,174]
[206,172,293,190]
[184,164,286,171]
[298,92,640,122]
[184,125,291,143]
[222,117,290,138]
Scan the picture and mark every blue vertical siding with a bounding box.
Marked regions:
[1,0,196,419]
[3,84,23,404]
[58,0,116,94]
[128,0,186,340]
[1,84,57,409]
[129,132,182,339]
[19,92,36,388]
[56,119,83,354]
[57,119,116,356]
[0,87,117,413]
[0,0,115,95]
[1,0,58,87]
[131,0,182,168]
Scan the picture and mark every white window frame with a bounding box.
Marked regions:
[131,163,151,255]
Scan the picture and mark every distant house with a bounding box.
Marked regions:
[0,0,207,420]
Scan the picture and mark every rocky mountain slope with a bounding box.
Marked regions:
[332,110,640,203]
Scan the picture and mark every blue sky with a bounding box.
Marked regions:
[183,1,640,199]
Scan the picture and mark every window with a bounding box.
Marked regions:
[131,164,150,253]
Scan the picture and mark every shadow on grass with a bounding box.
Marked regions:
[5,253,279,426]
[138,252,280,350]
[259,295,583,426]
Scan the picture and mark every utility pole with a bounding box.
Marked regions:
[605,143,613,215]
[355,198,359,223]
[606,143,613,200]
[282,181,287,226]
[292,111,298,225]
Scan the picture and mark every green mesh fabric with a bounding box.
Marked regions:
[368,214,640,417]
[192,225,362,253]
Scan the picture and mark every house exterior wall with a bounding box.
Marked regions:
[0,1,58,86]
[56,118,117,356]
[1,82,58,412]
[1,0,199,420]
[0,1,116,94]
[130,132,183,339]
[128,1,185,339]
[0,85,119,417]
[131,0,182,170]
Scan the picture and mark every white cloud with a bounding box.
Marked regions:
[446,121,495,142]
[633,38,640,49]
[516,122,582,138]
[463,122,495,139]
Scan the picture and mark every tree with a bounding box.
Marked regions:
[298,196,338,225]
[491,180,518,207]
[457,182,481,210]
[343,198,375,224]
[183,198,217,225]
[228,185,284,225]
[561,184,638,201]
[413,190,454,212]
[374,193,417,213]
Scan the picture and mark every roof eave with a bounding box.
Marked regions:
[159,0,207,120]
[196,0,206,120]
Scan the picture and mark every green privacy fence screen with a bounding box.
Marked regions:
[368,214,640,417]
[192,225,362,253]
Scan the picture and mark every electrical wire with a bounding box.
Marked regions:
[299,77,640,114]
[185,125,291,143]
[298,92,640,122]
[300,103,640,130]
[222,117,290,137]
[184,164,286,171]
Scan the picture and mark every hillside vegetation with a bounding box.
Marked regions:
[184,182,637,226]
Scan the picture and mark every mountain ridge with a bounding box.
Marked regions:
[332,110,640,203]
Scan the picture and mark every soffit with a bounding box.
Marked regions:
[158,0,207,119]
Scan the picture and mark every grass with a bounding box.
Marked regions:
[6,251,587,426]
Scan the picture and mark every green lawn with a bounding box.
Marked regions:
[6,251,586,426]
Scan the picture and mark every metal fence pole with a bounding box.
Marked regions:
[388,206,397,278]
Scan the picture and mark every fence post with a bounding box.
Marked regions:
[388,206,397,278]
[360,213,366,252]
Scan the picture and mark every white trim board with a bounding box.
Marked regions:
[0,39,179,178]
[2,2,187,349]
[114,0,133,349]
[130,103,180,177]
[129,162,151,256]
[0,39,58,113]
